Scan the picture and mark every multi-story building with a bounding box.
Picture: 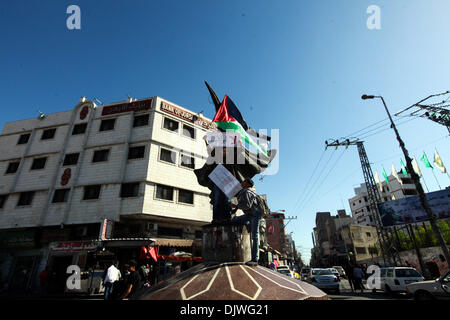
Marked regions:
[348,173,418,226]
[0,95,214,293]
[339,224,381,264]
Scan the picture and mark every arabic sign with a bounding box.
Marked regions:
[49,241,99,252]
[101,98,153,116]
[378,188,450,226]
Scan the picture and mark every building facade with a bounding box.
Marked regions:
[0,96,215,293]
[348,173,418,226]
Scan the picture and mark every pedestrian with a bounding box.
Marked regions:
[103,261,121,300]
[345,265,354,293]
[39,267,50,296]
[230,178,262,265]
[119,260,143,300]
[353,265,364,293]
[269,260,277,271]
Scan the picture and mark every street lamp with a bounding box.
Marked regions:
[361,94,450,276]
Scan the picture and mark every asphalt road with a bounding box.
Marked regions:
[325,279,412,300]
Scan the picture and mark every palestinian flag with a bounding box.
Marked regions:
[213,95,269,157]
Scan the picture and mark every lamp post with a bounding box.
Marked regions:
[361,94,450,276]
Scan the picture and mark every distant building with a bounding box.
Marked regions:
[348,173,419,226]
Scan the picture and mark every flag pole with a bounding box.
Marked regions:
[430,169,442,190]
[421,176,430,193]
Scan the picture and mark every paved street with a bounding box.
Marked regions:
[326,279,412,300]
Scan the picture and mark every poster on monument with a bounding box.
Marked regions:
[208,164,242,199]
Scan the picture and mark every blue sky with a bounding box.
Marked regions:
[1,1,449,263]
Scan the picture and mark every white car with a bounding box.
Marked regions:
[378,267,424,294]
[328,268,341,281]
[309,268,340,294]
[332,266,346,278]
[277,266,294,278]
[406,271,450,300]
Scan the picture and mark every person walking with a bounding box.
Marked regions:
[353,265,364,293]
[230,178,262,265]
[103,261,121,300]
[119,260,142,300]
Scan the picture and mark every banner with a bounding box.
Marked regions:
[378,188,450,226]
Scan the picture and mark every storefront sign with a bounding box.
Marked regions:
[101,98,153,116]
[49,241,99,252]
[160,101,214,129]
[0,231,36,248]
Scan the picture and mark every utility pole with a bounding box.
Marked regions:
[362,94,450,272]
[325,138,399,266]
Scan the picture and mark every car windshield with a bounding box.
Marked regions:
[279,269,290,275]
[395,269,421,278]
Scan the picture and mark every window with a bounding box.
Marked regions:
[182,124,195,139]
[41,128,56,140]
[17,133,31,145]
[386,269,394,277]
[99,119,116,131]
[63,153,79,166]
[160,148,176,164]
[366,232,371,237]
[355,247,367,255]
[5,161,20,174]
[72,123,87,135]
[157,226,182,238]
[180,154,195,169]
[120,183,140,198]
[83,185,101,200]
[0,195,7,208]
[403,189,418,196]
[31,157,47,170]
[133,114,149,127]
[156,185,174,201]
[92,149,109,162]
[52,189,70,203]
[128,146,145,160]
[163,118,179,132]
[178,189,194,204]
[17,191,35,206]
[395,269,421,278]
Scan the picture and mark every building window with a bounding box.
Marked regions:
[17,191,35,206]
[180,154,195,169]
[92,149,110,162]
[133,114,149,127]
[17,133,31,145]
[41,128,56,140]
[182,124,195,139]
[366,232,371,237]
[128,146,145,160]
[99,119,116,131]
[355,247,367,255]
[403,189,417,196]
[160,148,176,164]
[178,189,194,204]
[63,153,79,166]
[83,185,101,200]
[52,189,70,203]
[0,195,7,208]
[31,157,47,170]
[156,185,174,201]
[5,161,20,174]
[120,183,140,198]
[72,123,87,135]
[157,226,182,238]
[163,118,179,132]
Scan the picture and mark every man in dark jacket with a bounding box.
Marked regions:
[119,260,142,300]
[230,178,262,265]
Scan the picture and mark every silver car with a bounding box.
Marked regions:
[406,271,450,300]
[310,268,340,294]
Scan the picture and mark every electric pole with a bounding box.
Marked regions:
[362,94,450,275]
[325,138,399,266]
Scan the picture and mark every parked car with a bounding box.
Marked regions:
[300,268,311,281]
[377,267,424,294]
[332,266,346,279]
[406,271,450,300]
[277,266,294,278]
[309,268,340,294]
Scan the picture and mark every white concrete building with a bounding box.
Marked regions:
[0,96,215,292]
[348,174,418,226]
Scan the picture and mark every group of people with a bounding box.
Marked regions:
[345,264,370,293]
[103,260,154,300]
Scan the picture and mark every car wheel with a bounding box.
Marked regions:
[414,291,435,301]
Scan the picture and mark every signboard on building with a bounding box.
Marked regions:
[101,98,153,116]
[49,241,99,252]
[378,188,450,226]
[160,101,214,129]
[0,230,36,248]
